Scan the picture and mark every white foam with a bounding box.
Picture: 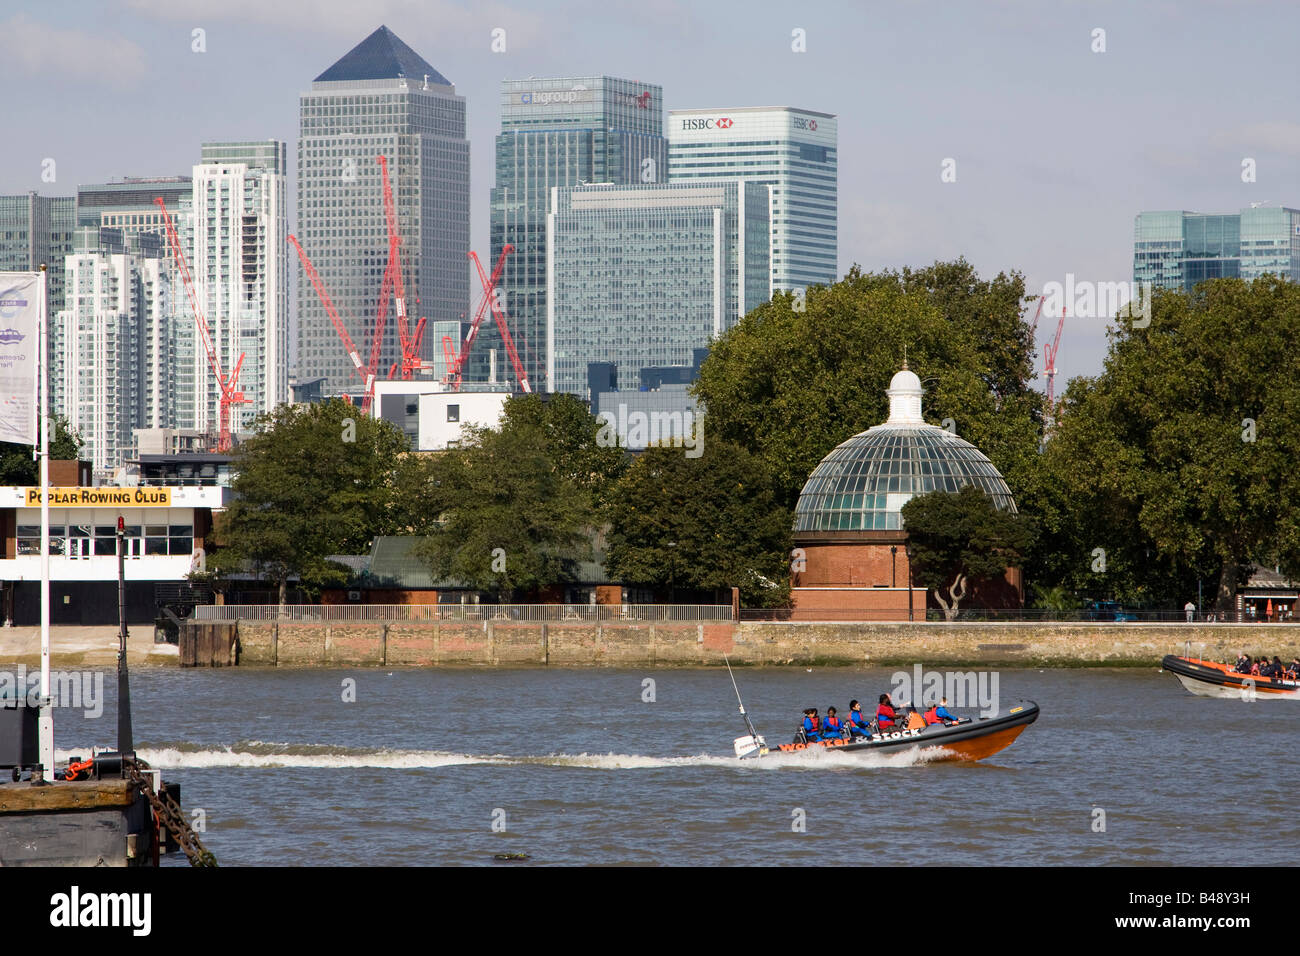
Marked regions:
[54,742,945,772]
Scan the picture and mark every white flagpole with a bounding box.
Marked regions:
[38,263,53,779]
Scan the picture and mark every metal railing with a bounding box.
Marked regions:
[192,603,735,623]
[738,607,1292,624]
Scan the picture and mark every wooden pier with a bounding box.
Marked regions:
[0,779,157,866]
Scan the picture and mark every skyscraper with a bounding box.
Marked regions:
[55,227,178,475]
[484,76,667,391]
[193,141,288,432]
[297,25,469,397]
[76,177,198,434]
[1134,207,1300,291]
[0,192,76,314]
[547,180,769,398]
[669,107,837,296]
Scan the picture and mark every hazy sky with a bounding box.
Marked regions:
[4,0,1298,388]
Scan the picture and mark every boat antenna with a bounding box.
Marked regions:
[723,653,762,742]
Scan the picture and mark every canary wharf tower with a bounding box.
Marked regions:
[297,26,469,395]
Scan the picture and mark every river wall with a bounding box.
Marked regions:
[179,620,1300,668]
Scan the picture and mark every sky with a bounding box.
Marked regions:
[3,0,1298,388]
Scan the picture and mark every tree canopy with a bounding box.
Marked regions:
[206,399,407,604]
[692,259,1044,510]
[408,394,617,596]
[900,484,1035,620]
[0,416,84,484]
[605,440,792,607]
[1040,275,1300,609]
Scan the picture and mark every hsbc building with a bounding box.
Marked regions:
[669,106,837,296]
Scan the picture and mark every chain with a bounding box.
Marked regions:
[124,757,217,867]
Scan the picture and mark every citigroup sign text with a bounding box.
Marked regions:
[521,90,593,106]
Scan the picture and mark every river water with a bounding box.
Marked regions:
[50,665,1299,866]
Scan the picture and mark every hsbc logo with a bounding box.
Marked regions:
[792,116,819,131]
[680,117,733,131]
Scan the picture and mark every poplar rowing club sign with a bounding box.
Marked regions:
[23,487,172,507]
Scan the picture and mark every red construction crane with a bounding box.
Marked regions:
[1027,294,1045,340]
[443,246,512,390]
[1044,306,1066,428]
[154,197,248,452]
[376,155,427,379]
[287,233,383,414]
[471,250,532,394]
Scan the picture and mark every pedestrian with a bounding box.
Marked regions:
[1184,600,1195,623]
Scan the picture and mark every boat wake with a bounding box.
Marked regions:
[56,742,943,772]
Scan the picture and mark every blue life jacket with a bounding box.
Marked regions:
[802,716,822,740]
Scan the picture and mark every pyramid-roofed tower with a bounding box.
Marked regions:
[296,26,469,402]
[314,25,452,86]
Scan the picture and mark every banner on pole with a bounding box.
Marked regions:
[0,272,39,446]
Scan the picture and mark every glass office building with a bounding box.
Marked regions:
[547,180,769,398]
[0,192,76,315]
[297,25,469,396]
[481,76,667,391]
[669,106,837,295]
[1135,207,1300,292]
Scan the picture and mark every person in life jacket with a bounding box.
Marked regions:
[822,706,845,740]
[801,708,823,742]
[924,697,960,725]
[847,700,872,739]
[1234,652,1251,674]
[1250,659,1262,676]
[1288,659,1300,680]
[876,694,897,732]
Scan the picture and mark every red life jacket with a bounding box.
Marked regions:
[877,704,896,726]
[824,716,842,732]
[924,706,940,724]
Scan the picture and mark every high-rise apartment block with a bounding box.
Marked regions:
[547,180,769,398]
[669,107,837,295]
[296,25,469,397]
[193,141,288,432]
[1135,207,1300,291]
[484,76,667,390]
[55,228,180,475]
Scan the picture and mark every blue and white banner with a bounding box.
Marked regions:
[0,272,39,446]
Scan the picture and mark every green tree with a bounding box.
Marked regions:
[0,416,84,484]
[606,440,793,607]
[206,399,407,606]
[1042,276,1300,610]
[410,395,611,596]
[693,260,1044,510]
[900,484,1036,620]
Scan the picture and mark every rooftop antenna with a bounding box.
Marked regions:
[902,345,908,370]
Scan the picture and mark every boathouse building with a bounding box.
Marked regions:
[0,476,223,626]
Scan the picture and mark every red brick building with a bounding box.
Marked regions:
[790,367,1023,620]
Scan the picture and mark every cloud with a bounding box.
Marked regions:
[0,13,146,90]
[121,0,546,49]
[1212,121,1300,159]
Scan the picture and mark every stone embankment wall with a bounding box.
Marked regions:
[178,620,1300,668]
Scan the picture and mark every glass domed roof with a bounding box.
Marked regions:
[794,368,1017,534]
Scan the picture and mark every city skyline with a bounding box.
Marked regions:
[4,1,1300,390]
